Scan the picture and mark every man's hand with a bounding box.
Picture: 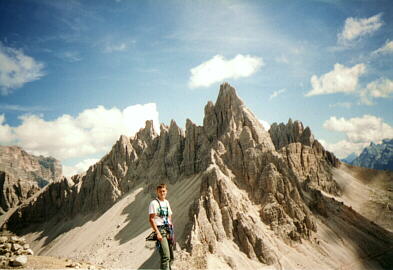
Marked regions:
[157,232,163,241]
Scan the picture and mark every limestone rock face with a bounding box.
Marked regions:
[7,119,187,229]
[0,146,62,213]
[6,83,344,268]
[0,172,40,214]
[179,84,317,267]
[269,119,315,149]
[269,119,341,195]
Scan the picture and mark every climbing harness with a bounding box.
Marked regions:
[145,199,176,251]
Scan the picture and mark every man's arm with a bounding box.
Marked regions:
[149,213,163,241]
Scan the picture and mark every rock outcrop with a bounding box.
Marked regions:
[0,233,33,268]
[0,146,62,213]
[269,119,341,195]
[181,84,318,266]
[6,83,360,269]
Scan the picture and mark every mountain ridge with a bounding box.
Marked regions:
[3,83,393,269]
[0,145,62,214]
[351,139,393,171]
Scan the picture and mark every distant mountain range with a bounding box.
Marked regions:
[341,152,357,164]
[342,139,393,171]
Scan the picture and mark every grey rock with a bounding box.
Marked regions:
[269,119,314,149]
[4,243,11,251]
[0,259,7,268]
[10,255,28,267]
[10,236,18,242]
[0,145,62,213]
[269,119,341,195]
[25,248,34,255]
[11,243,22,251]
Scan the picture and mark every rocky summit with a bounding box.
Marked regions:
[2,83,393,269]
[0,146,62,214]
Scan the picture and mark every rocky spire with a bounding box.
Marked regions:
[269,119,341,195]
[269,118,316,150]
[203,82,274,151]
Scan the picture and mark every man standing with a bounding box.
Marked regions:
[149,184,173,270]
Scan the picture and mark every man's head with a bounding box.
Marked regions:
[156,184,168,200]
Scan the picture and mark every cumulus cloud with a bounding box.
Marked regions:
[269,88,286,100]
[189,54,264,88]
[0,42,45,95]
[360,78,393,105]
[319,139,368,159]
[0,115,15,144]
[305,63,366,97]
[372,40,393,55]
[63,158,99,177]
[322,114,393,158]
[324,115,393,143]
[0,103,159,161]
[338,13,383,44]
[259,119,270,131]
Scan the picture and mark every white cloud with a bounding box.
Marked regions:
[324,115,393,143]
[269,88,286,100]
[59,51,82,62]
[305,63,366,97]
[329,102,352,109]
[63,158,99,177]
[319,139,368,159]
[360,78,393,105]
[189,54,264,88]
[0,103,159,160]
[259,119,270,131]
[104,42,128,53]
[0,115,15,144]
[373,40,393,55]
[0,42,45,95]
[338,13,383,44]
[0,104,48,112]
[322,114,393,158]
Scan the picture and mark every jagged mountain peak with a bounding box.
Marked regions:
[215,82,244,109]
[134,120,157,142]
[8,83,391,270]
[203,83,274,151]
[269,118,315,150]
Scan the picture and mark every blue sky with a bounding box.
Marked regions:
[1,0,392,175]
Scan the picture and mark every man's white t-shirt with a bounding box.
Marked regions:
[149,199,172,226]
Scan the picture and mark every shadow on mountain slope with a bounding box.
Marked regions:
[309,187,393,269]
[115,173,202,246]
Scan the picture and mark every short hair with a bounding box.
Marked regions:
[156,184,167,190]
